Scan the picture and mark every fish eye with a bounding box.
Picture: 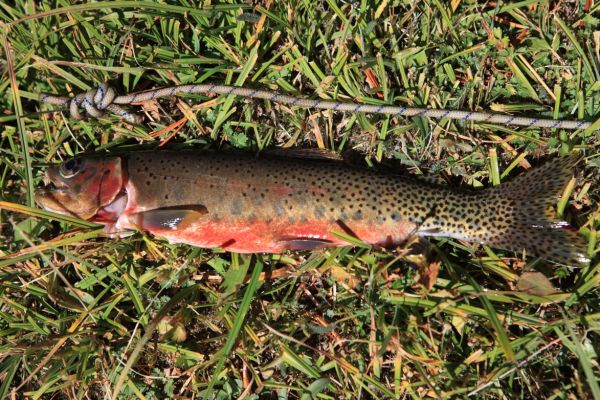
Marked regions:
[59,158,83,178]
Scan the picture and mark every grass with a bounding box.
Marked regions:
[1,0,599,398]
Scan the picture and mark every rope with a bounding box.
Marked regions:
[38,83,594,130]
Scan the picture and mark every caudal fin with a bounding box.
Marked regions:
[485,155,590,266]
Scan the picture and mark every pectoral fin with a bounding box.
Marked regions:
[132,205,208,231]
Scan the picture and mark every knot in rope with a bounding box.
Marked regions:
[69,83,116,120]
[40,83,143,124]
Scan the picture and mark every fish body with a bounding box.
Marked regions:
[35,151,589,265]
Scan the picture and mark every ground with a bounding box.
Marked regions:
[0,0,599,399]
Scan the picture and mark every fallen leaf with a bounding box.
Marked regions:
[137,99,161,121]
[330,265,361,290]
[418,261,441,291]
[451,315,466,334]
[517,271,558,296]
[464,349,485,364]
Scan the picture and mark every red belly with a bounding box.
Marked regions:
[139,217,416,253]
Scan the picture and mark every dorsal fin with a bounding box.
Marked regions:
[261,148,343,161]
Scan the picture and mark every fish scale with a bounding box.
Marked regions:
[35,151,590,265]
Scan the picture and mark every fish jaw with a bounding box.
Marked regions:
[35,186,80,217]
[35,157,125,221]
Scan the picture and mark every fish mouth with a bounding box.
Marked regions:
[35,184,129,223]
[35,187,78,216]
[36,166,71,213]
[35,170,92,218]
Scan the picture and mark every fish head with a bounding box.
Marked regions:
[35,156,124,220]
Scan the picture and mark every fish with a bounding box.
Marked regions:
[35,151,590,266]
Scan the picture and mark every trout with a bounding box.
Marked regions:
[35,151,589,265]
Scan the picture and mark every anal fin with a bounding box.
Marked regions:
[279,237,334,251]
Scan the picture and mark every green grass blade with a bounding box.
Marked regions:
[11,1,250,24]
[0,356,20,399]
[203,257,263,397]
[1,30,34,210]
[110,284,200,399]
[0,228,105,268]
[554,325,600,399]
[0,200,101,228]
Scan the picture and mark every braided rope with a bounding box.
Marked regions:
[39,83,594,130]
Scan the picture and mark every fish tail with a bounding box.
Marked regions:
[482,155,589,266]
